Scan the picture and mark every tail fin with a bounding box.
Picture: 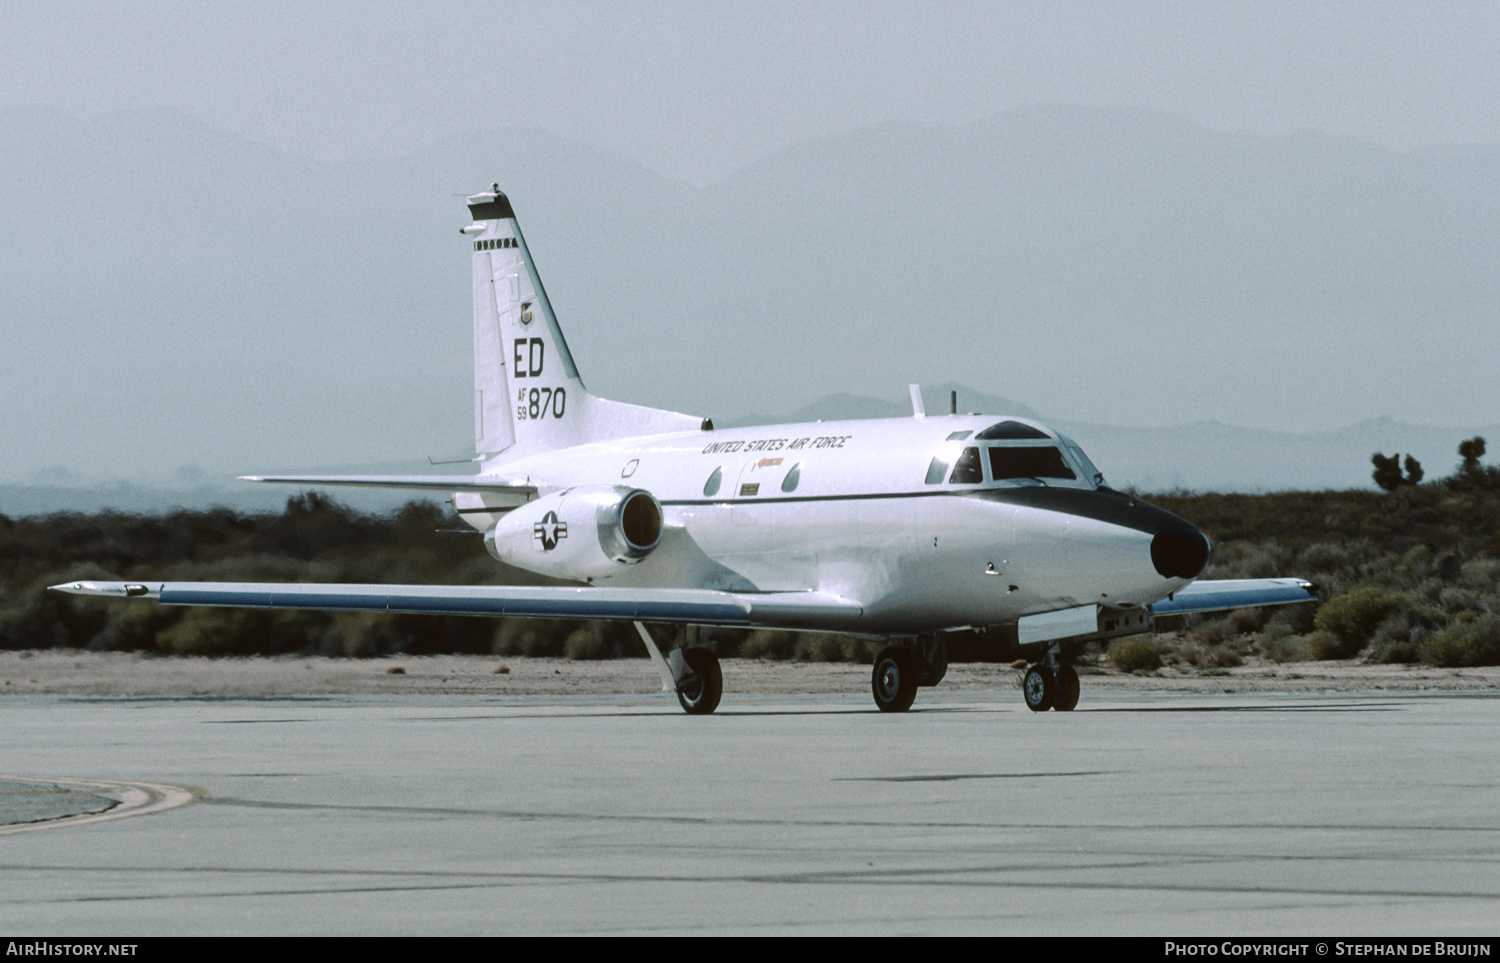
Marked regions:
[466,187,705,461]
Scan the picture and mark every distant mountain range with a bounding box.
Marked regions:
[1,104,1495,496]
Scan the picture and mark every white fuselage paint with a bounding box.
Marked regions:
[453,414,1194,634]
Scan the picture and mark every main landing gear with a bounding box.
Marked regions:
[634,621,722,715]
[1023,651,1079,712]
[871,633,947,712]
[672,647,723,715]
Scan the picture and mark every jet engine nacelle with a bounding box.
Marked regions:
[484,485,664,580]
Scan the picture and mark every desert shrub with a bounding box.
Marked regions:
[1365,615,1419,664]
[789,633,877,662]
[0,588,112,649]
[1202,644,1243,668]
[1296,539,1376,578]
[1265,634,1315,662]
[691,627,749,657]
[1227,607,1266,634]
[1259,620,1293,645]
[1203,541,1294,580]
[740,629,797,660]
[1364,605,1448,664]
[1459,559,1500,591]
[1189,617,1235,646]
[1438,587,1485,613]
[1174,640,1243,668]
[1418,613,1500,667]
[315,612,409,657]
[563,625,612,660]
[154,607,329,655]
[1302,629,1349,660]
[1266,603,1316,636]
[87,603,178,651]
[1313,588,1403,658]
[1108,637,1161,673]
[491,619,569,657]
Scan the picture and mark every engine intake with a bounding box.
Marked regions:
[600,488,663,560]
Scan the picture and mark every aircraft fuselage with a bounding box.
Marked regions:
[456,413,1206,634]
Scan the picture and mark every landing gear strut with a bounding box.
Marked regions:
[1024,647,1079,712]
[634,621,723,715]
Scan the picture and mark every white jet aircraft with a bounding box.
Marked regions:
[55,186,1316,714]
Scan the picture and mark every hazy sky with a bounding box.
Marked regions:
[4,1,1496,184]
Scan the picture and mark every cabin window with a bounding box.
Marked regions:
[988,446,1077,481]
[924,457,949,485]
[703,466,722,497]
[781,463,801,493]
[976,420,1049,440]
[949,447,983,484]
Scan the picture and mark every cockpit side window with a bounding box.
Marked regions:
[988,446,1076,481]
[1055,432,1106,487]
[924,457,949,485]
[949,447,983,484]
[976,420,1050,440]
[1066,445,1105,487]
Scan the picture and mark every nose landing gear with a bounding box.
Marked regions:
[1024,651,1079,712]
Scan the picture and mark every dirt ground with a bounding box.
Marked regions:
[0,650,1496,697]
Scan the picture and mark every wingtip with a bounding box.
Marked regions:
[49,581,159,598]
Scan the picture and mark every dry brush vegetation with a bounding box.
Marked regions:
[4,479,1500,668]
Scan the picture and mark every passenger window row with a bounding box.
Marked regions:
[703,463,801,497]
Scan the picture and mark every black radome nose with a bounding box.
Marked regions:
[1151,526,1210,579]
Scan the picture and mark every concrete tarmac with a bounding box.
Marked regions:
[1,689,1497,935]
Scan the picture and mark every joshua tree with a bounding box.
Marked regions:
[1372,453,1424,491]
[1458,436,1487,477]
[1372,453,1403,491]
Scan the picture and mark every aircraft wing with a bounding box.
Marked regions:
[49,581,863,631]
[1150,578,1317,617]
[240,474,537,495]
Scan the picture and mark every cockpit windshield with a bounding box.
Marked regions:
[988,446,1076,482]
[924,427,1108,489]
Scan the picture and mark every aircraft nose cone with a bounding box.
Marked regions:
[1151,525,1210,579]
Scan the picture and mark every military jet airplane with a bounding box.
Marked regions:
[55,187,1316,714]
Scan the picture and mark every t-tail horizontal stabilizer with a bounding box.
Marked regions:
[239,474,537,495]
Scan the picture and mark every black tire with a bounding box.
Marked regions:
[872,646,918,712]
[1053,664,1080,712]
[676,649,722,715]
[1023,665,1055,712]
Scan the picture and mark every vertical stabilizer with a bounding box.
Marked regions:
[464,187,705,460]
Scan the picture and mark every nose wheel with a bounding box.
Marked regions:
[1024,662,1080,712]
